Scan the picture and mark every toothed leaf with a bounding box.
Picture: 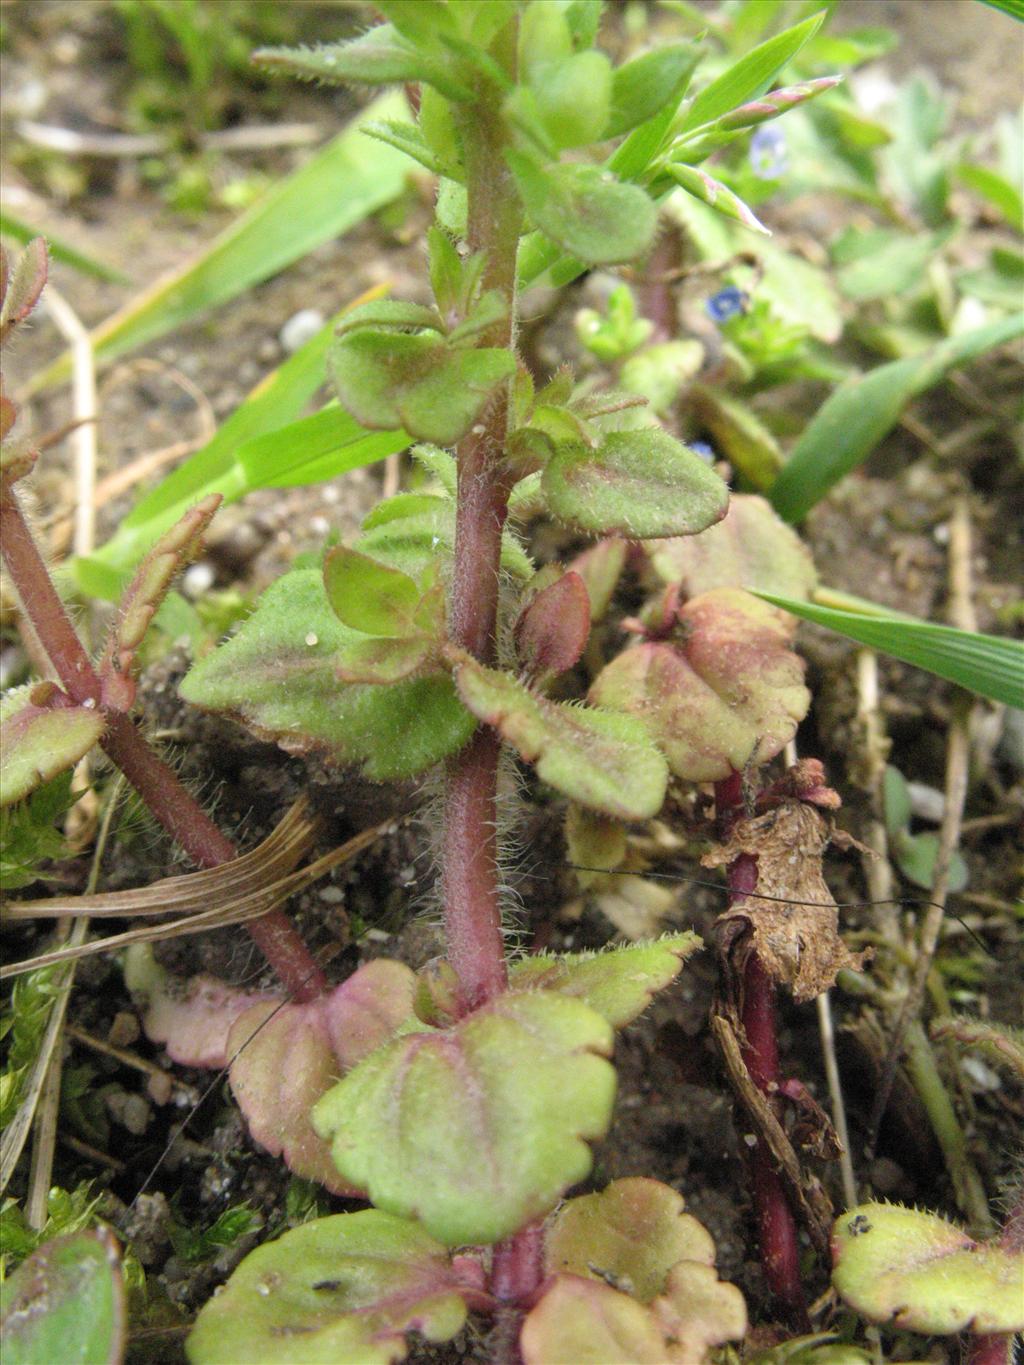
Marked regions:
[330,331,515,446]
[543,430,729,539]
[647,494,817,601]
[507,153,658,265]
[508,934,701,1029]
[832,1202,1024,1335]
[314,993,615,1247]
[544,1178,715,1302]
[179,569,475,781]
[187,1210,475,1365]
[590,589,809,782]
[455,659,667,821]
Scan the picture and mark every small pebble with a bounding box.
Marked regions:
[906,782,946,824]
[318,885,344,904]
[961,1055,1001,1092]
[279,308,325,354]
[108,1011,140,1048]
[182,562,215,599]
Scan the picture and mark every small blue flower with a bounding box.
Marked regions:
[749,125,788,180]
[689,440,715,462]
[705,286,746,324]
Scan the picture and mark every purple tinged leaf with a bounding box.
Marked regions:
[227,960,415,1195]
[668,164,770,236]
[313,992,616,1247]
[187,1209,480,1365]
[125,945,276,1070]
[0,238,48,346]
[717,76,843,130]
[514,571,591,679]
[589,588,809,782]
[521,1275,667,1364]
[100,494,221,685]
[831,1202,1024,1334]
[646,493,817,602]
[0,693,105,806]
[568,537,628,623]
[454,658,668,821]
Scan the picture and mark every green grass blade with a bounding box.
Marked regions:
[30,91,411,392]
[237,405,407,487]
[0,209,130,284]
[677,11,826,134]
[769,314,1024,522]
[760,593,1023,707]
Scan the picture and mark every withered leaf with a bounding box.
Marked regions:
[705,801,871,1002]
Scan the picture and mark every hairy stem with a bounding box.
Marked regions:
[716,774,808,1326]
[1,492,324,1001]
[441,56,521,1014]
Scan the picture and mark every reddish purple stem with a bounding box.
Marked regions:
[716,775,808,1326]
[1,492,325,1003]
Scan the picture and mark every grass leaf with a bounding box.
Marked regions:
[31,91,411,392]
[0,210,129,284]
[760,593,1023,707]
[769,314,1024,522]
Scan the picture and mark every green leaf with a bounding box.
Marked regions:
[687,387,783,490]
[666,163,769,235]
[956,161,1024,231]
[254,29,472,102]
[759,593,1024,708]
[544,1178,716,1302]
[831,1202,1024,1334]
[531,51,613,150]
[0,772,74,891]
[237,406,408,490]
[313,993,616,1246]
[882,765,912,835]
[677,12,826,134]
[892,831,969,894]
[186,1210,472,1365]
[646,493,818,602]
[0,1227,124,1365]
[455,659,668,821]
[508,934,702,1029]
[542,430,729,539]
[833,226,955,302]
[507,153,658,266]
[0,211,128,285]
[769,314,1024,522]
[323,546,424,639]
[590,589,809,782]
[362,118,450,178]
[31,92,413,392]
[0,697,105,807]
[179,569,475,781]
[330,331,515,446]
[80,301,396,587]
[335,299,443,338]
[605,44,700,139]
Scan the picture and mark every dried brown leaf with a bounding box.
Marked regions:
[705,801,871,1002]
